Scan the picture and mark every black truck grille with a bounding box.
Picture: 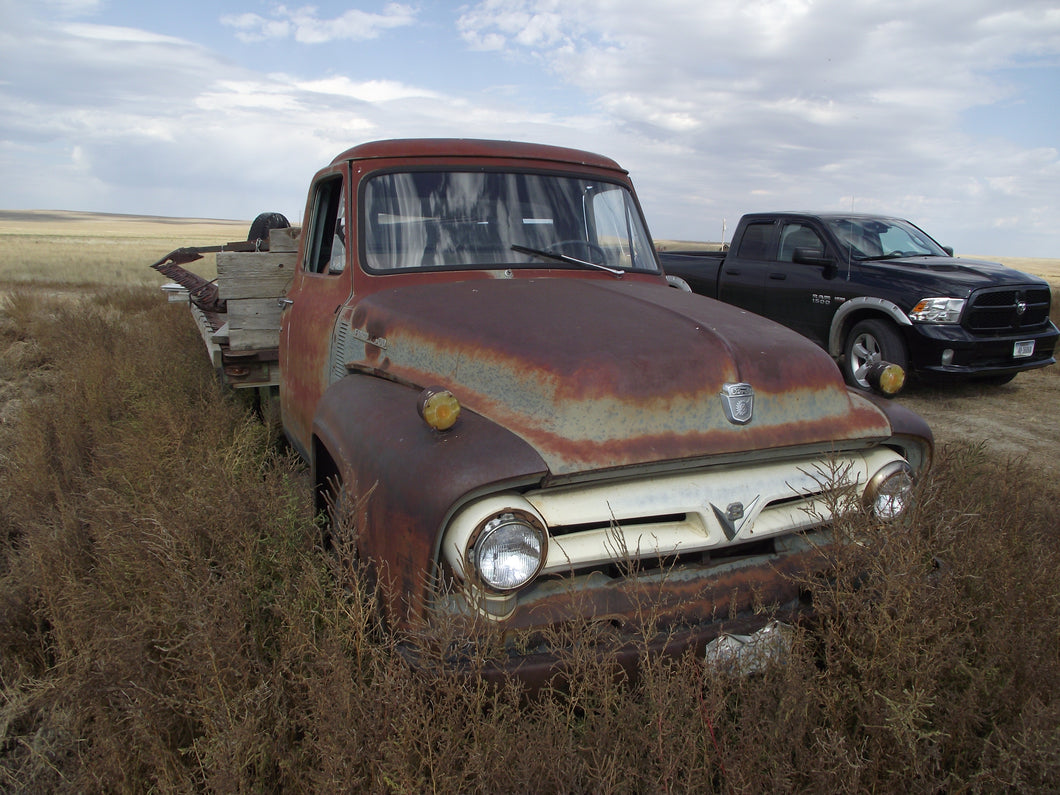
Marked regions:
[964,287,1052,332]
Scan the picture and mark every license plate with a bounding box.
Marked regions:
[1013,340,1035,358]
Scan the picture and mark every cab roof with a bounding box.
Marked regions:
[330,138,626,174]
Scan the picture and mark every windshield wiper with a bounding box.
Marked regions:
[511,244,624,277]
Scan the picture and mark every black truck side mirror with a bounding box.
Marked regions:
[793,247,838,277]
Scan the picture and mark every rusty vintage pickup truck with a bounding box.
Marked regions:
[152,138,932,680]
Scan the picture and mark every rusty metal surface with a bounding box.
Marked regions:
[312,374,548,622]
[340,276,894,476]
[499,530,827,632]
[332,138,627,174]
[414,530,832,691]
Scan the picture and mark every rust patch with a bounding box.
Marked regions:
[341,276,893,474]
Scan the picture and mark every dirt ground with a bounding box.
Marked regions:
[897,366,1059,477]
[895,256,1060,478]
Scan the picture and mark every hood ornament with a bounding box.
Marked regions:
[720,382,754,425]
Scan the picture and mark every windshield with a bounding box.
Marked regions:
[825,217,947,260]
[361,170,658,273]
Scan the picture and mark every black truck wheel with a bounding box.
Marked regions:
[843,319,907,390]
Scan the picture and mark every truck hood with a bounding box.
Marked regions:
[865,255,1046,293]
[345,277,893,475]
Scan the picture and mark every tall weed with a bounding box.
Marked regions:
[1,286,1058,792]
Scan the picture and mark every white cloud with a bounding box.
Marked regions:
[36,0,101,16]
[451,0,1060,253]
[295,76,444,103]
[221,3,417,44]
[1,0,1059,255]
[60,23,189,46]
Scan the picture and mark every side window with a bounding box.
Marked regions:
[777,223,824,262]
[304,176,346,274]
[736,222,774,259]
[589,185,654,270]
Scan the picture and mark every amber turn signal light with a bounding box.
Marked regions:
[418,386,461,431]
[865,362,906,396]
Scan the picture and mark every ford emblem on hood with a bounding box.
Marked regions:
[721,383,754,425]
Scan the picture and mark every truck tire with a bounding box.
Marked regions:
[843,319,907,390]
[247,212,290,248]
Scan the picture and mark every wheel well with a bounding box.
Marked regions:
[830,308,903,358]
[311,436,340,518]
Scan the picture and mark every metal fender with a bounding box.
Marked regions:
[828,297,912,357]
[856,390,934,474]
[311,375,548,625]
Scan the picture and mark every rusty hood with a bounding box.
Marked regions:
[346,276,893,476]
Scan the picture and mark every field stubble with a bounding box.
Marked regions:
[0,214,1059,791]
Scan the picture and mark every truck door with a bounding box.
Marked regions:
[279,169,352,459]
[767,221,836,346]
[716,220,775,315]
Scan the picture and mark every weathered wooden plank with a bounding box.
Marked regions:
[228,329,283,352]
[268,226,301,253]
[228,298,282,330]
[227,298,282,351]
[217,251,296,300]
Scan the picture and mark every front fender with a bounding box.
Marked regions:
[312,375,549,624]
[856,390,934,474]
[828,297,912,357]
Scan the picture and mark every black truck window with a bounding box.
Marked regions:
[778,223,824,262]
[736,221,774,259]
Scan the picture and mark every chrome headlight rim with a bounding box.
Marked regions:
[863,460,915,521]
[466,509,548,594]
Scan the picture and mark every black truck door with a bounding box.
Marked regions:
[763,221,839,346]
[717,220,776,315]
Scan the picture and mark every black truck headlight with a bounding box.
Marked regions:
[864,461,915,520]
[909,297,965,324]
[469,511,547,592]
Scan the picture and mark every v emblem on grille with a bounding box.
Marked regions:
[710,496,760,541]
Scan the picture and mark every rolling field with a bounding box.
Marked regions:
[0,210,248,285]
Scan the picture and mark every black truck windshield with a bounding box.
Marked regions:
[826,217,948,261]
[362,170,658,273]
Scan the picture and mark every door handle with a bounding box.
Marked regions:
[278,297,294,309]
[769,273,787,280]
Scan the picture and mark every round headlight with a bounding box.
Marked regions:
[864,461,915,520]
[470,511,547,592]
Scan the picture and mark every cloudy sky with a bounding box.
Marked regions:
[2,0,1058,256]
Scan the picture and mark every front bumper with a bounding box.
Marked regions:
[407,526,833,692]
[905,320,1058,377]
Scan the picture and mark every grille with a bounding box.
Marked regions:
[965,286,1051,332]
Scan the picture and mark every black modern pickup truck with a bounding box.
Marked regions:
[660,212,1058,388]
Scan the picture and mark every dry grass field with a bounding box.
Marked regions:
[0,210,248,285]
[1,212,1059,791]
